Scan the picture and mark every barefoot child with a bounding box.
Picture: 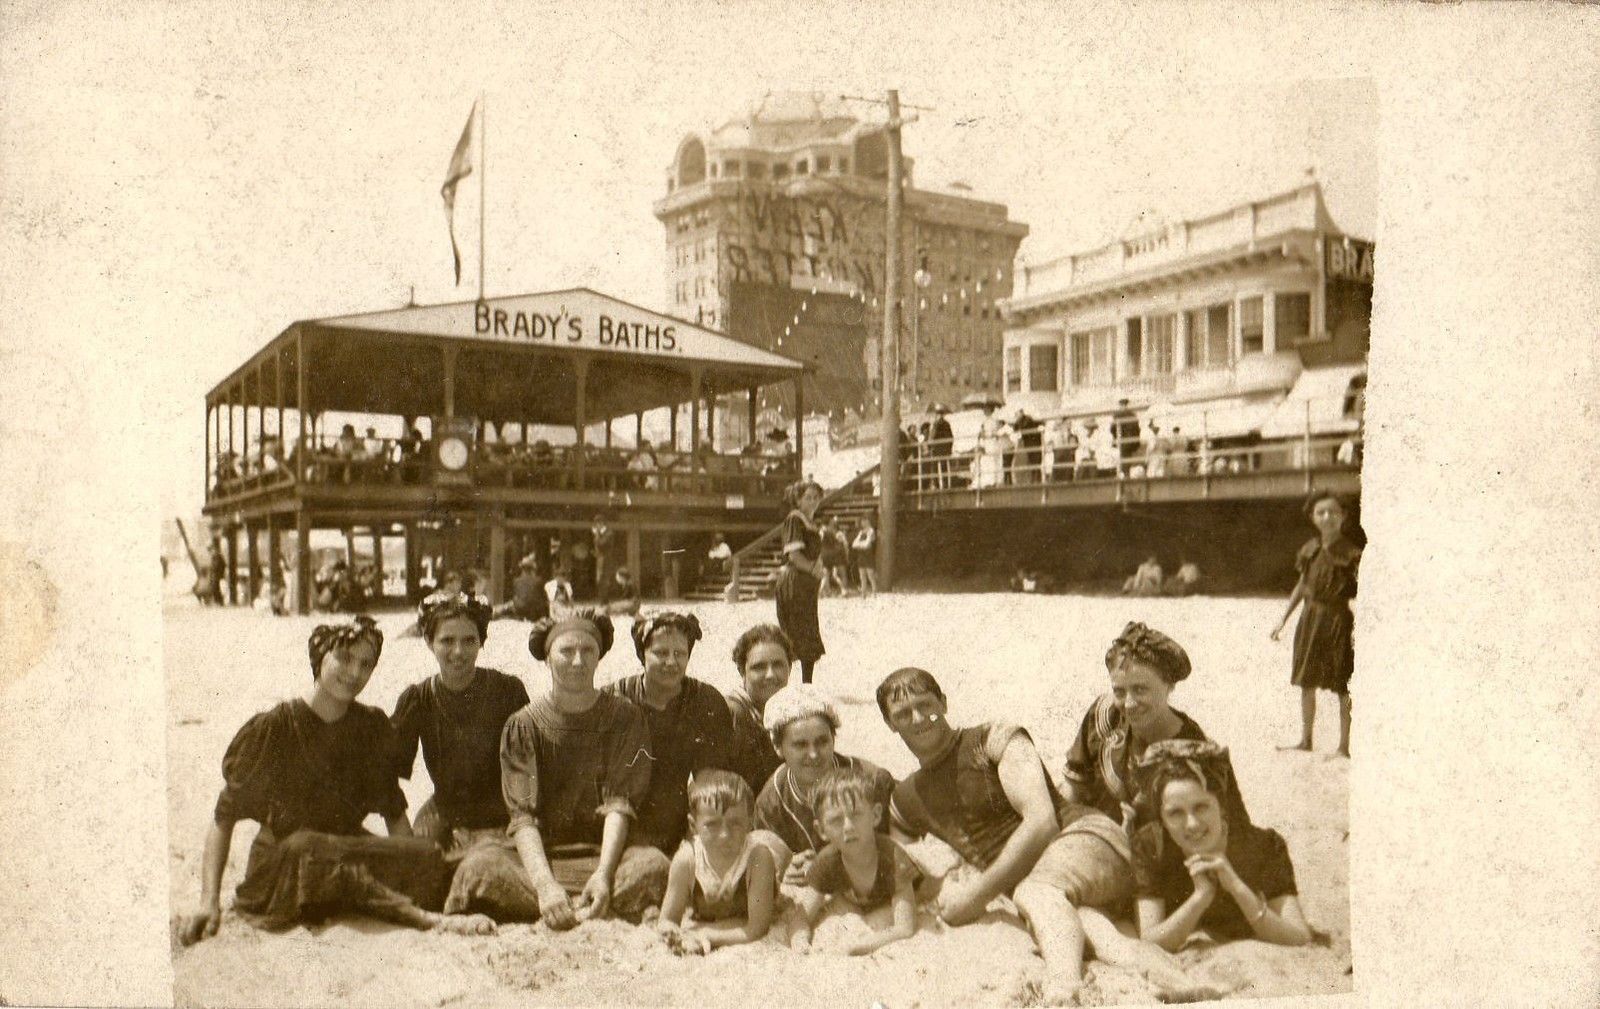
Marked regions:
[656,770,781,955]
[787,767,921,956]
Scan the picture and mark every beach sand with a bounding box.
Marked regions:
[165,587,1351,1007]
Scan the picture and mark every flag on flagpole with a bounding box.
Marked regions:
[440,103,477,286]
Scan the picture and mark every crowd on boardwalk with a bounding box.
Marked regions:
[174,491,1357,1002]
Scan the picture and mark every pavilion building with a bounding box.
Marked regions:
[202,288,806,613]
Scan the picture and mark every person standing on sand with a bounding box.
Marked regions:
[877,667,1215,1005]
[390,593,531,920]
[723,624,794,795]
[174,616,494,946]
[1271,492,1361,758]
[1063,623,1250,835]
[775,479,827,683]
[452,611,669,928]
[604,612,734,855]
[1132,740,1312,950]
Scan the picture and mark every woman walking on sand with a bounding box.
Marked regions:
[774,479,826,683]
[1272,492,1361,757]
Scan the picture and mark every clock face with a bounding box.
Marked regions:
[438,437,470,471]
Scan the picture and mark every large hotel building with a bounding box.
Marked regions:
[653,93,1028,444]
[999,181,1371,443]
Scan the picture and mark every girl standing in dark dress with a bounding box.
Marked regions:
[775,479,826,683]
[390,592,530,918]
[174,617,493,946]
[1272,492,1361,757]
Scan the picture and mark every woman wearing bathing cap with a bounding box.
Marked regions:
[447,609,669,929]
[174,616,494,946]
[1062,622,1250,835]
[752,683,896,887]
[604,611,734,854]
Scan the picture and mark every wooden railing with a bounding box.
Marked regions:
[727,462,882,597]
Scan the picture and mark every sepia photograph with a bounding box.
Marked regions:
[2,3,1597,1008]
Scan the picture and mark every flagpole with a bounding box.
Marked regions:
[477,93,486,302]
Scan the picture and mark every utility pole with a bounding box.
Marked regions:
[878,89,905,591]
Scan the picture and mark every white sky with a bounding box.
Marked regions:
[2,2,1378,519]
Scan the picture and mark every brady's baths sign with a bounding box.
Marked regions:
[1325,238,1374,284]
[312,288,803,371]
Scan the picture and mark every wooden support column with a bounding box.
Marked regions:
[747,388,758,446]
[669,402,678,449]
[245,519,260,603]
[225,524,239,605]
[295,510,312,615]
[689,368,702,452]
[706,389,716,449]
[295,328,309,484]
[488,512,507,604]
[635,412,644,444]
[443,346,459,419]
[204,401,213,503]
[267,515,281,608]
[403,522,419,600]
[371,526,384,596]
[274,346,285,453]
[344,527,358,568]
[626,527,642,591]
[604,417,613,448]
[793,376,805,473]
[573,357,589,487]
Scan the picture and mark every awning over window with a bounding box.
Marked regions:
[1258,363,1366,439]
[1146,396,1281,441]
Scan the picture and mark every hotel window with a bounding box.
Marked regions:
[1275,291,1311,344]
[1207,303,1231,366]
[838,158,848,173]
[1183,308,1205,367]
[1029,344,1059,392]
[1005,347,1023,392]
[816,155,831,172]
[773,163,790,179]
[1126,317,1144,375]
[795,158,809,175]
[748,162,766,179]
[724,160,742,177]
[1070,327,1115,386]
[1240,296,1264,355]
[1146,314,1176,374]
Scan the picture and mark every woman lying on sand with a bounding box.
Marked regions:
[1132,739,1312,950]
[174,616,493,945]
[390,592,530,919]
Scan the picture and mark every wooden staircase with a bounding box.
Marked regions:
[684,464,881,602]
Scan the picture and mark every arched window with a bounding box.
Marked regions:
[677,138,707,187]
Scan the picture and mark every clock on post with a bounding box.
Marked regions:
[432,416,476,484]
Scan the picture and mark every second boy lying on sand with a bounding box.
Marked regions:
[786,766,923,956]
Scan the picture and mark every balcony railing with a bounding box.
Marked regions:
[207,435,799,506]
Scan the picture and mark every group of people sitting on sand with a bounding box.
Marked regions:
[176,598,1313,1003]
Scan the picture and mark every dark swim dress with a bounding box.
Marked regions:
[1290,536,1361,694]
[774,509,825,663]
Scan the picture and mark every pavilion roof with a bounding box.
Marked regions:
[206,288,805,424]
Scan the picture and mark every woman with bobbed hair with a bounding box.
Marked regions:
[603,611,734,854]
[774,479,827,683]
[753,684,895,886]
[1063,622,1249,834]
[175,616,493,945]
[390,592,530,919]
[446,609,670,928]
[723,624,795,794]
